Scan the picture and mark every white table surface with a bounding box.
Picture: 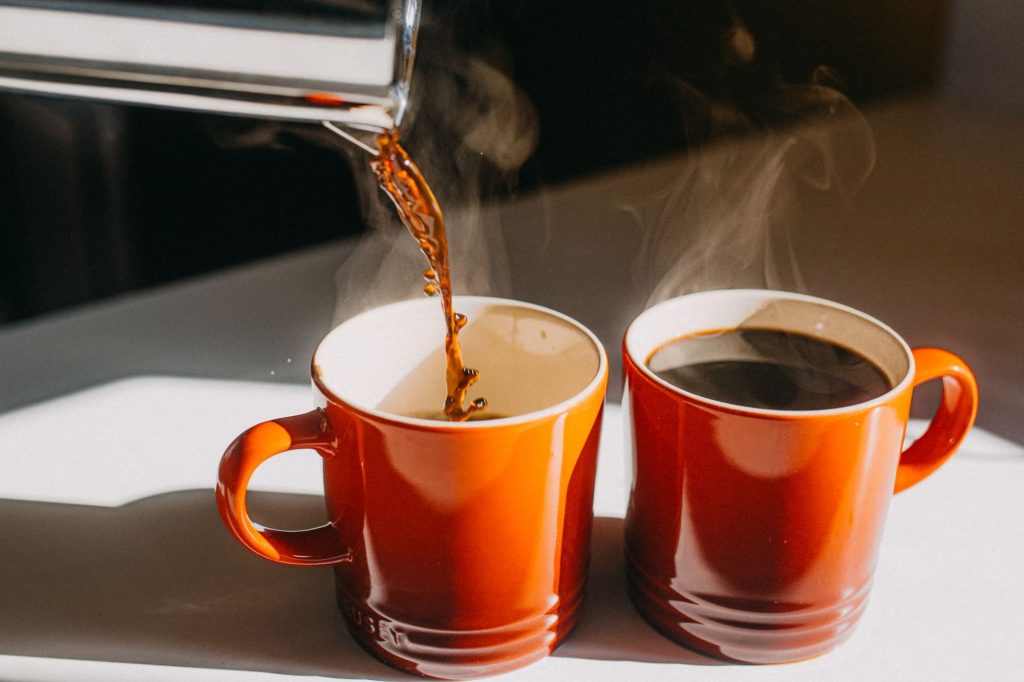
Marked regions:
[1,375,1022,682]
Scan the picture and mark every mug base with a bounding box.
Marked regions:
[335,584,585,679]
[626,562,869,664]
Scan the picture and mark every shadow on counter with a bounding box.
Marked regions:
[0,492,713,680]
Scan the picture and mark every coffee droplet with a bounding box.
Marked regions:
[423,282,439,296]
[423,268,436,280]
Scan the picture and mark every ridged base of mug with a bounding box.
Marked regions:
[626,560,870,664]
[335,583,585,679]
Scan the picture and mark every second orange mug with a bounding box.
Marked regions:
[623,289,978,663]
[217,296,608,679]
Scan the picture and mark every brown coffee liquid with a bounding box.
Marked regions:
[649,328,892,410]
[404,411,509,422]
[371,131,486,422]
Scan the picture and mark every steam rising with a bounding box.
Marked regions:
[632,116,874,307]
[624,68,876,307]
[330,6,875,338]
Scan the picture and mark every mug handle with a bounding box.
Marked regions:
[216,409,352,566]
[894,347,979,493]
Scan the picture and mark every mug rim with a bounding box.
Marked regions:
[624,288,916,419]
[312,295,609,430]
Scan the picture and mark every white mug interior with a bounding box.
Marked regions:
[314,296,606,424]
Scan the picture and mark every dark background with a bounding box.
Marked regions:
[0,0,951,325]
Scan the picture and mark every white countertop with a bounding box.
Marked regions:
[1,375,1022,682]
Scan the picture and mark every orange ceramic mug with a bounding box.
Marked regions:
[217,296,607,679]
[623,289,978,664]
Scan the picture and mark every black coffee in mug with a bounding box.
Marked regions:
[647,328,893,411]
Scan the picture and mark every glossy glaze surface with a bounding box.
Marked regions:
[323,395,604,678]
[217,298,608,679]
[623,323,977,664]
[219,391,604,678]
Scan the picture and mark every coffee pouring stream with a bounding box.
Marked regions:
[0,0,420,137]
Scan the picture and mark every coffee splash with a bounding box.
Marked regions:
[371,131,486,421]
